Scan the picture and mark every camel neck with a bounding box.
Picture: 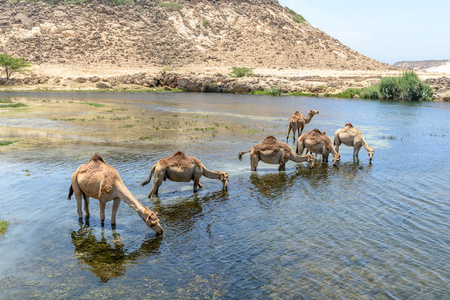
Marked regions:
[116,184,149,219]
[362,138,372,151]
[202,166,222,179]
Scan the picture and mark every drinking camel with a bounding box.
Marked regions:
[238,136,315,171]
[68,154,163,234]
[141,151,229,198]
[286,109,319,142]
[334,123,375,161]
[297,129,341,166]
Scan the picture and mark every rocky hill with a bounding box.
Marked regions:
[0,0,395,71]
[393,60,449,70]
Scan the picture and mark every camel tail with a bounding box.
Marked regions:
[238,150,251,161]
[141,165,156,186]
[67,185,74,200]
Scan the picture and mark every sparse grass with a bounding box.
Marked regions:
[0,220,8,236]
[83,102,106,107]
[203,18,209,28]
[139,136,152,140]
[228,66,254,78]
[119,124,134,128]
[241,129,260,134]
[157,1,183,11]
[0,140,19,146]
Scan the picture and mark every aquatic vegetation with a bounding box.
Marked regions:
[0,219,8,236]
[241,129,260,134]
[83,102,106,107]
[0,98,27,108]
[0,140,19,146]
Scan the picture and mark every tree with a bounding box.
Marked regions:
[0,54,32,80]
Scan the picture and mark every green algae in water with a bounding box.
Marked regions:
[0,219,9,235]
[0,140,19,147]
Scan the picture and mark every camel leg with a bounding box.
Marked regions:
[149,170,164,198]
[278,163,286,171]
[111,197,121,225]
[287,124,292,141]
[193,178,201,193]
[83,194,90,218]
[355,146,361,158]
[99,200,106,226]
[250,154,259,171]
[75,193,83,220]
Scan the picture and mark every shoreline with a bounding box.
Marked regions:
[1,65,449,100]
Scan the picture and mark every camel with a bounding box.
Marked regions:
[238,136,315,171]
[68,154,163,235]
[334,123,375,161]
[141,151,229,198]
[286,109,319,142]
[297,129,341,166]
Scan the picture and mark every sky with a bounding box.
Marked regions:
[278,0,450,65]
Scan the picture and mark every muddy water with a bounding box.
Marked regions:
[0,92,449,299]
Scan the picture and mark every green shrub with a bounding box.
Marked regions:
[228,66,254,78]
[360,86,380,100]
[203,19,209,28]
[157,1,183,11]
[366,71,433,101]
[286,7,306,23]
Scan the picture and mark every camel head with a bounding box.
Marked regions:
[309,109,319,116]
[144,209,163,235]
[368,148,375,161]
[220,172,229,190]
[333,153,341,166]
[307,154,315,169]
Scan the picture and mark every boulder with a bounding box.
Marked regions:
[96,82,111,89]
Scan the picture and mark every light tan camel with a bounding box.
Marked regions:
[141,151,229,198]
[334,123,375,161]
[297,129,341,166]
[286,110,319,142]
[238,136,315,171]
[68,154,163,234]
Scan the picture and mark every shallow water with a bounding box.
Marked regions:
[0,92,449,299]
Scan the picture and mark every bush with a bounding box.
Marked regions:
[360,86,380,100]
[286,7,306,23]
[368,71,433,101]
[228,66,254,78]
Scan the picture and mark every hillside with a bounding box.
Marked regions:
[394,60,450,73]
[0,0,394,71]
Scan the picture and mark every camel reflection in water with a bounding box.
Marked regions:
[71,224,162,282]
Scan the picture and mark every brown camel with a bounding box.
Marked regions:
[68,154,163,234]
[297,129,341,166]
[141,151,229,198]
[286,109,319,142]
[238,136,315,171]
[334,123,375,161]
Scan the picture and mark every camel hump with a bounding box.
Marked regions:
[294,111,301,115]
[89,154,105,163]
[264,136,277,142]
[310,129,321,134]
[172,151,186,157]
[345,122,354,128]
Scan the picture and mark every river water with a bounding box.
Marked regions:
[0,92,448,299]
